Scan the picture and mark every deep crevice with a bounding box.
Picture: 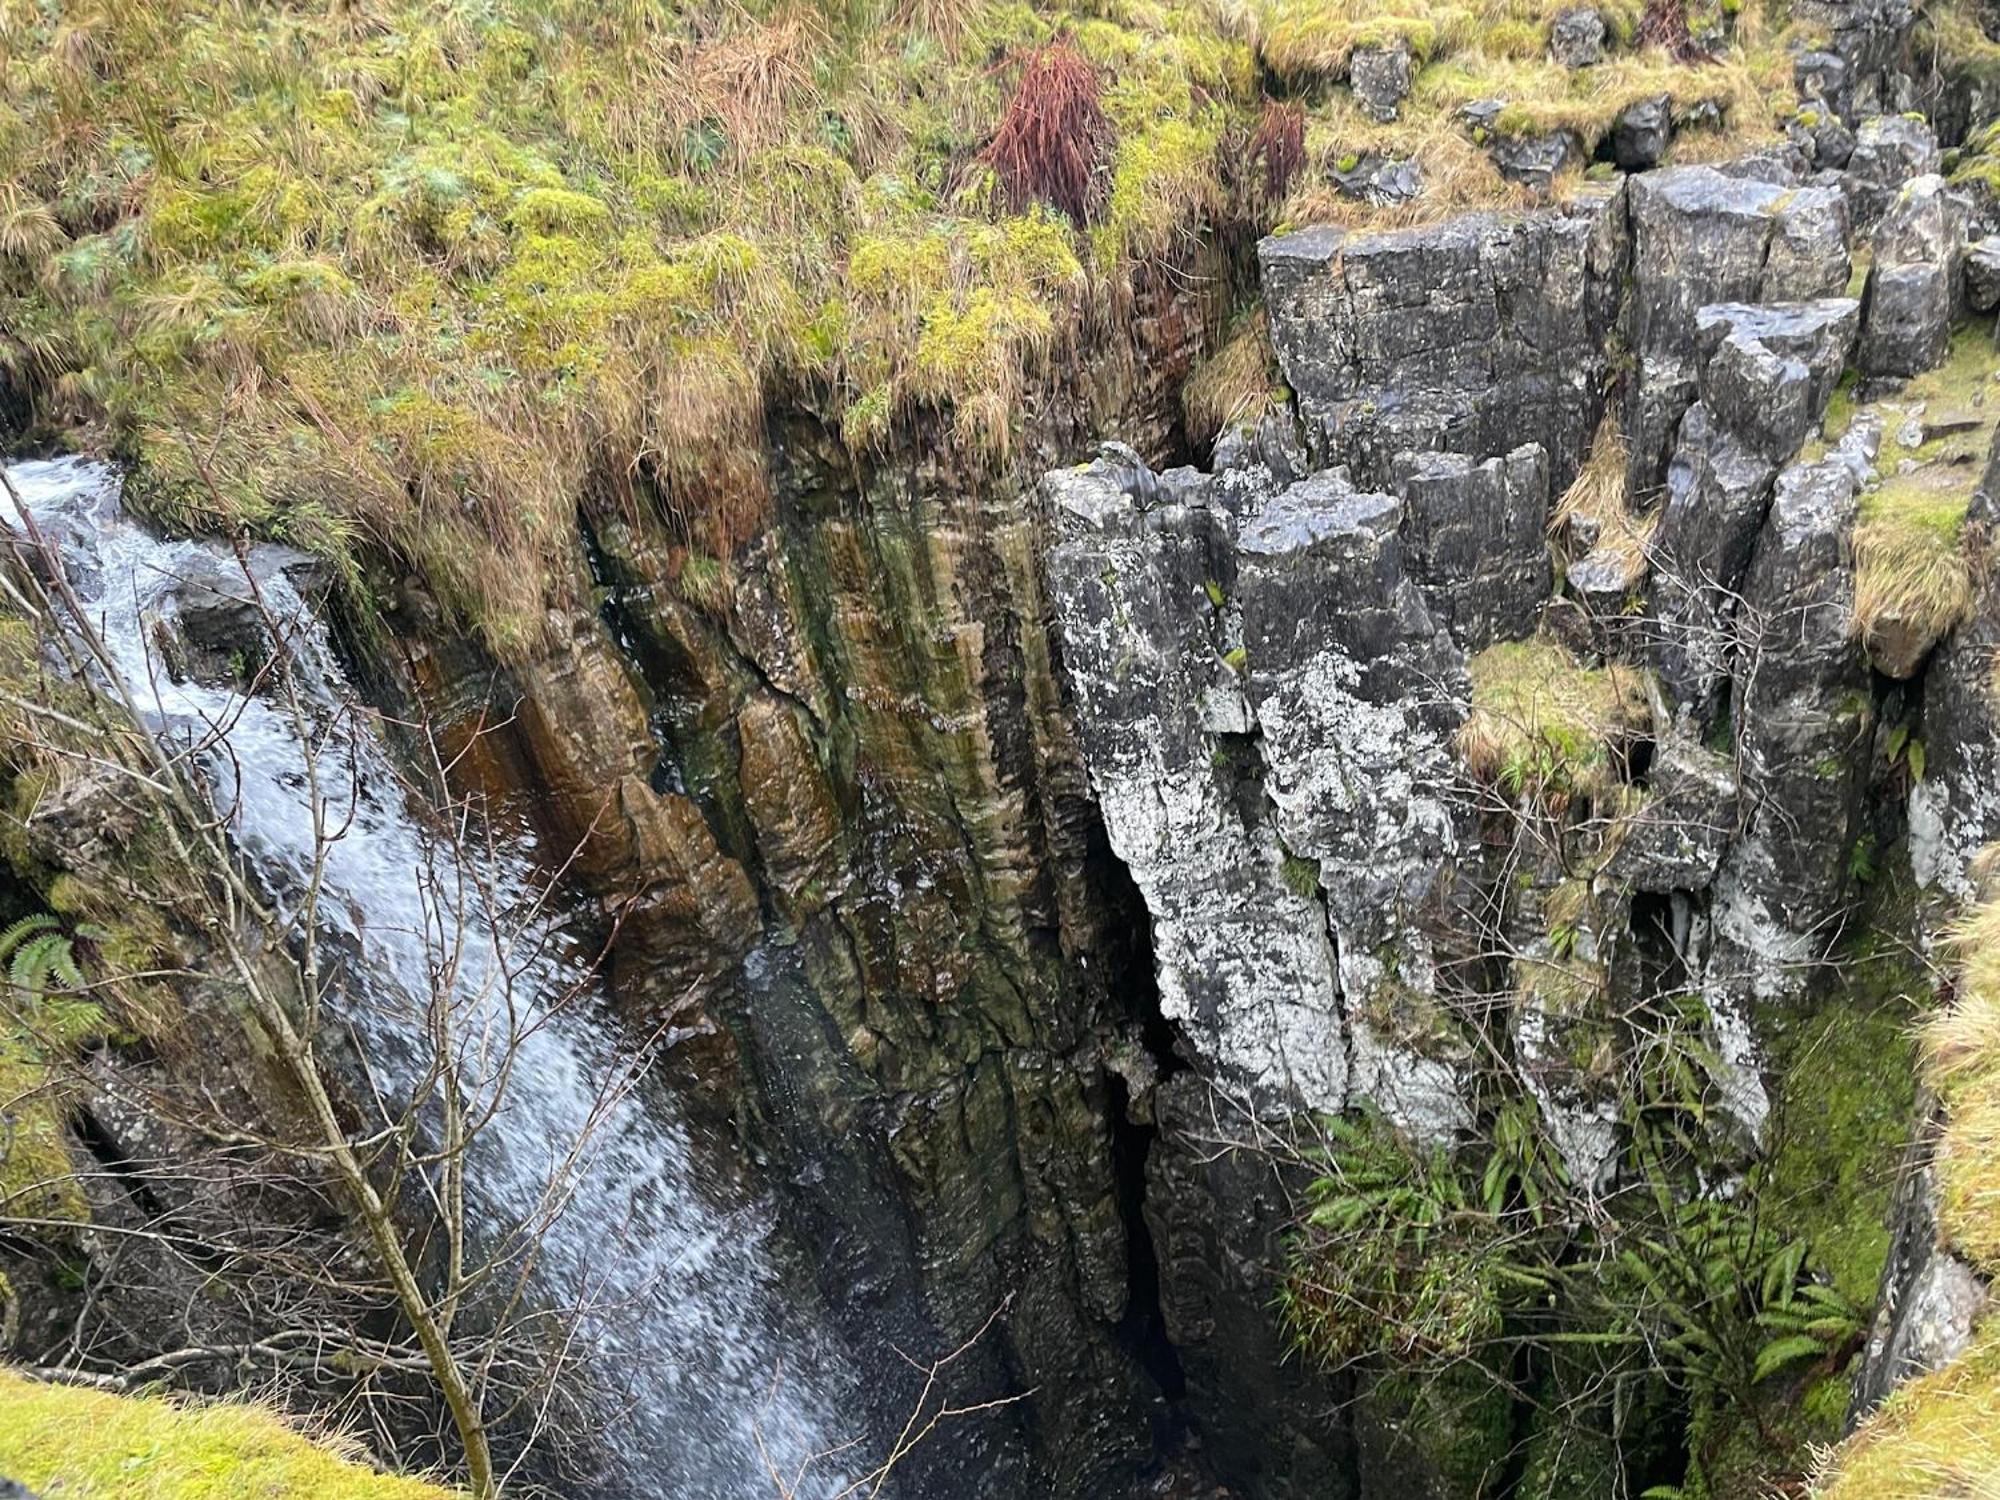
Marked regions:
[1094,853,1192,1464]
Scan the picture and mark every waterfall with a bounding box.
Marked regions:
[3,457,855,1498]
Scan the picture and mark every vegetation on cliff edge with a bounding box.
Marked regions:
[0,1370,460,1498]
[0,0,1809,656]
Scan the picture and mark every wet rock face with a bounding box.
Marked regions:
[1261,188,1626,492]
[1045,457,1467,1130]
[1625,167,1853,497]
[1860,174,1966,379]
[1855,1140,1990,1414]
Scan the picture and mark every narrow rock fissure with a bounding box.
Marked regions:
[1097,854,1194,1464]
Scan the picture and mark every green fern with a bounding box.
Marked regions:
[0,914,84,1003]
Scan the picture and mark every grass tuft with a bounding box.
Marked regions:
[1183,307,1280,443]
[0,1371,459,1498]
[1847,328,1999,673]
[1459,637,1651,806]
[982,40,1113,225]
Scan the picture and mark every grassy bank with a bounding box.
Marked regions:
[0,1370,459,1497]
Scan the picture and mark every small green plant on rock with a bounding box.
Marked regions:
[1459,637,1652,811]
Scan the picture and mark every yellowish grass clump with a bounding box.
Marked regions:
[1847,329,1999,670]
[1459,637,1651,804]
[0,1371,460,1498]
[1553,410,1655,577]
[1816,1333,2000,1499]
[1851,478,1977,663]
[1182,308,1282,442]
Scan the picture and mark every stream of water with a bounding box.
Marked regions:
[3,456,856,1498]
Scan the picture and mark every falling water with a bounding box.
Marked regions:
[3,456,855,1498]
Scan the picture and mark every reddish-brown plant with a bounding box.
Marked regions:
[981,40,1111,224]
[1639,0,1710,63]
[1248,100,1306,203]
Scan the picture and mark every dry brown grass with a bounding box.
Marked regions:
[689,14,825,159]
[1553,410,1656,572]
[1183,307,1277,441]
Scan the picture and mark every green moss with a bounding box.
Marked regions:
[1763,984,1917,1313]
[0,1372,458,1497]
[1363,1365,1516,1494]
[1459,638,1651,804]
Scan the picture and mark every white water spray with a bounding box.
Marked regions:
[4,457,854,1499]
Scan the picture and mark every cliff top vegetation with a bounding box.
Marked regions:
[0,0,1836,656]
[0,1369,461,1497]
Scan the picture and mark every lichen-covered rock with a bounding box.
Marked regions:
[1549,6,1606,67]
[1262,187,1626,493]
[1489,127,1585,188]
[1328,151,1424,205]
[1964,235,2000,312]
[1693,298,1862,418]
[1625,168,1851,496]
[1795,49,1853,122]
[1844,113,1941,230]
[1649,299,1858,716]
[1349,40,1412,123]
[1792,0,1920,120]
[1704,438,1874,1004]
[1606,736,1741,891]
[1390,444,1553,649]
[1859,174,1966,380]
[1046,455,1472,1138]
[1046,458,1350,1113]
[1854,1143,1990,1415]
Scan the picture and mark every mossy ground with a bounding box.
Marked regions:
[0,0,1256,653]
[1814,868,2000,1493]
[1459,637,1651,804]
[0,1371,459,1498]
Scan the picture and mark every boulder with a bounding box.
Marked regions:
[1692,298,1862,420]
[1844,113,1941,230]
[1611,94,1673,171]
[1859,174,1966,380]
[1489,127,1585,189]
[1329,152,1424,205]
[1794,49,1853,121]
[1964,235,2000,312]
[1349,41,1413,123]
[1549,6,1606,67]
